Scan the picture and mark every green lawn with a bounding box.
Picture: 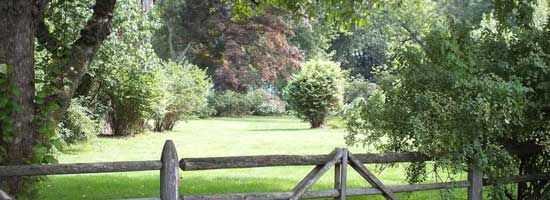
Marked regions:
[37,116,467,200]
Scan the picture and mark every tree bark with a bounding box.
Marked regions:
[0,0,117,196]
[162,112,177,131]
[166,19,177,61]
[0,0,37,195]
[310,115,325,128]
[42,0,117,123]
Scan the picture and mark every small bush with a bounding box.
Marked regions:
[326,115,346,129]
[208,91,252,116]
[253,91,286,116]
[57,99,100,144]
[285,59,346,128]
[208,89,286,117]
[106,64,158,136]
[152,62,212,132]
[344,76,377,104]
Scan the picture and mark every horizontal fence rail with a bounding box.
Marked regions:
[122,173,550,200]
[1,140,549,200]
[126,182,468,200]
[178,174,550,200]
[0,152,429,176]
[0,160,162,176]
[0,140,179,200]
[484,173,550,185]
[180,182,472,200]
[122,174,550,200]
[180,152,430,171]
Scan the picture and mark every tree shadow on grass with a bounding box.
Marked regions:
[213,117,299,124]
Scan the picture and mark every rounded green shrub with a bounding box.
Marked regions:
[285,59,346,128]
[152,62,212,132]
[57,99,100,144]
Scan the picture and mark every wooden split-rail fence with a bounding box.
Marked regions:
[0,140,549,200]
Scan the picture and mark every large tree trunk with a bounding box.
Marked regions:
[309,115,326,129]
[162,112,178,131]
[0,0,117,196]
[167,20,177,61]
[0,0,37,194]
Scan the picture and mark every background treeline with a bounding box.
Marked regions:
[51,0,392,144]
[26,0,550,198]
[48,0,499,142]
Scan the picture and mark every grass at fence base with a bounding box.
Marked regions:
[37,116,467,200]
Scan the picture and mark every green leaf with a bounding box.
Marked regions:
[0,64,7,74]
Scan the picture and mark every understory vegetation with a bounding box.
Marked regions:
[207,89,287,117]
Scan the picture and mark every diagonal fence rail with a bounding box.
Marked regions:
[0,140,549,200]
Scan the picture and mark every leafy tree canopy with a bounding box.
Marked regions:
[344,1,550,198]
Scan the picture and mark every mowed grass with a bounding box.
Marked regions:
[36,116,467,200]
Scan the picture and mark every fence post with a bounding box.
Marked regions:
[467,165,483,200]
[334,149,348,200]
[334,158,341,198]
[161,140,179,200]
[336,148,348,200]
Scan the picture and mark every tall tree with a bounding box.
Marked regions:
[0,0,116,195]
[330,29,388,80]
[162,0,303,92]
[154,0,187,62]
[344,1,550,198]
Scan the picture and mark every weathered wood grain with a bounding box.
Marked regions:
[484,173,550,185]
[290,149,343,200]
[334,163,341,199]
[337,149,349,200]
[161,140,179,200]
[126,173,550,200]
[467,166,482,200]
[292,165,323,193]
[122,198,160,200]
[0,161,162,176]
[181,190,336,200]
[177,181,471,200]
[348,152,398,200]
[180,152,429,171]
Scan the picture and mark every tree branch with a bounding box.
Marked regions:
[36,19,63,53]
[177,42,192,64]
[32,0,50,17]
[397,20,427,50]
[43,0,117,121]
[33,0,65,53]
